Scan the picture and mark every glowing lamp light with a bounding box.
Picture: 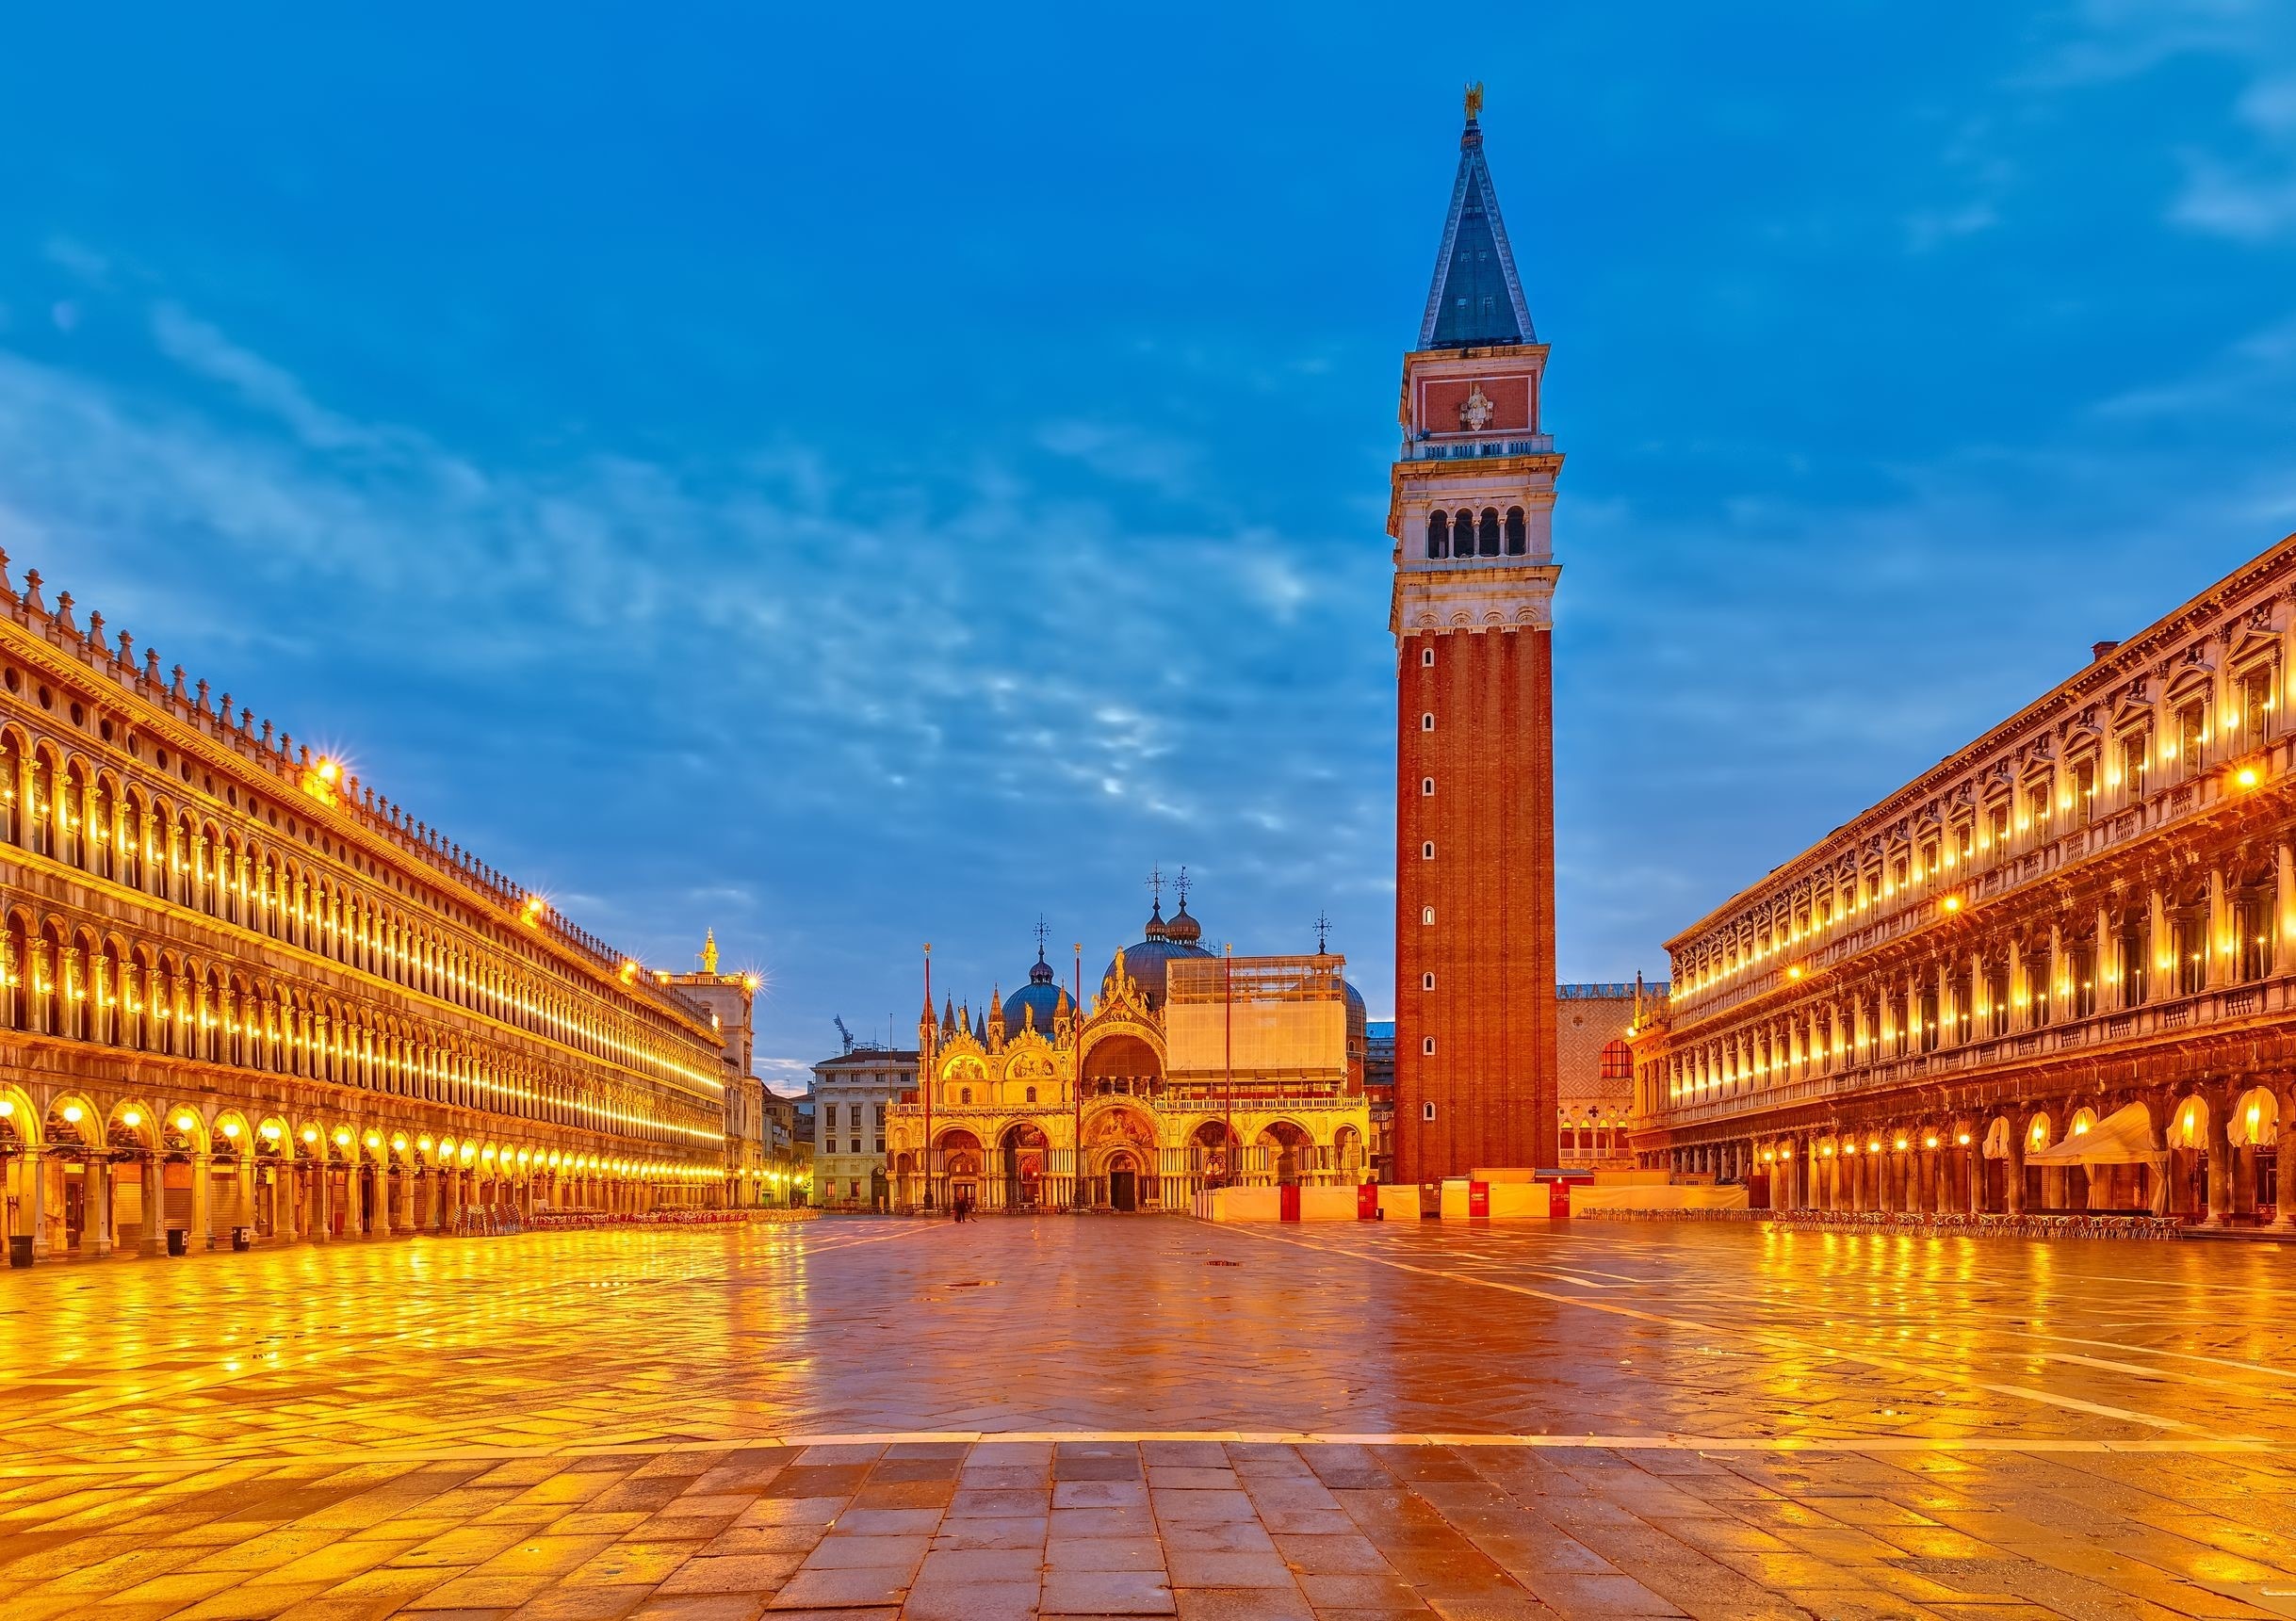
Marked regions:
[363,1130,382,1149]
[0,1100,12,1118]
[1787,965,1803,981]
[1866,1140,1882,1153]
[122,1108,143,1128]
[174,1112,196,1134]
[418,1135,434,1153]
[1943,897,1962,913]
[1894,1138,1909,1152]
[2237,767,2260,789]
[1956,1131,1972,1145]
[301,1126,318,1144]
[222,1120,242,1140]
[482,1146,497,1161]
[1923,1135,1939,1150]
[260,1121,282,1143]
[333,1127,352,1147]
[391,1133,409,1153]
[61,1104,84,1125]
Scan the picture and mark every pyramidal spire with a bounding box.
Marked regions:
[1418,82,1534,350]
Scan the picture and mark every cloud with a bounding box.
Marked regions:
[151,302,385,453]
[2171,74,2296,239]
[0,293,1392,1017]
[2021,0,2287,90]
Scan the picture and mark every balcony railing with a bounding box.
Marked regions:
[1666,737,2288,1027]
[1400,431,1555,462]
[1648,971,2294,1129]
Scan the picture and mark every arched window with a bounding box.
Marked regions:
[1421,971,1435,991]
[1478,509,1501,557]
[1025,1085,1037,1103]
[1425,511,1449,559]
[1600,1039,1632,1080]
[1421,905,1436,926]
[1421,712,1435,732]
[1422,1036,1436,1055]
[1505,507,1526,555]
[1421,646,1435,667]
[1421,841,1435,859]
[1420,777,1434,797]
[960,1086,972,1105]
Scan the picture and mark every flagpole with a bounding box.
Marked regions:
[1072,942,1085,1211]
[1223,941,1234,1189]
[921,943,933,1213]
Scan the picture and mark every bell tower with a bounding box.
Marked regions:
[1392,87,1561,1183]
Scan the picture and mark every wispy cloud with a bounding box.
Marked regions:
[2172,73,2296,239]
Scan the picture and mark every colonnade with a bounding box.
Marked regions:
[1663,1076,2295,1228]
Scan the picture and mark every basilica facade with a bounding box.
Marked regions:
[887,895,1370,1212]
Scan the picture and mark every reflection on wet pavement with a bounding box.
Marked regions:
[3,1214,2292,1617]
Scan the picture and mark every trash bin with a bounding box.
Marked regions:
[7,1235,30,1269]
[166,1227,189,1256]
[231,1226,252,1252]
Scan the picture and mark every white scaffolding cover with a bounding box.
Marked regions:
[2026,1101,2162,1166]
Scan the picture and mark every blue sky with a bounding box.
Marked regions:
[3,3,2293,1088]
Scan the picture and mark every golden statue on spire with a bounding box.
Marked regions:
[1464,81,1484,122]
[701,928,719,976]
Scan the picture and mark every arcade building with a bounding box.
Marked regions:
[0,556,754,1263]
[887,888,1370,1212]
[1631,532,2296,1226]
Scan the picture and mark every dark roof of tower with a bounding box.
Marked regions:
[1164,900,1202,946]
[1418,107,1535,350]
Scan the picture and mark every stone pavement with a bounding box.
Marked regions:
[3,1215,2295,1619]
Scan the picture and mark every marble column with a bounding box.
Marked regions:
[141,1151,166,1254]
[2204,1085,2234,1225]
[2273,1080,2296,1228]
[87,1155,112,1256]
[191,1153,212,1251]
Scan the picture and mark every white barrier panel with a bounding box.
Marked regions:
[1438,1179,1553,1221]
[1191,1186,1375,1223]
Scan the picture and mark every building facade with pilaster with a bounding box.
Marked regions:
[0,552,743,1263]
[1629,534,2296,1227]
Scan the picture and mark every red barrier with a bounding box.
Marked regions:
[1357,1183,1378,1221]
[1468,1180,1490,1219]
[1279,1185,1302,1223]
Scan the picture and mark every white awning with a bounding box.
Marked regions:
[2026,1101,2162,1166]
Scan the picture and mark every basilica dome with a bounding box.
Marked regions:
[1002,949,1067,1039]
[1101,899,1215,1013]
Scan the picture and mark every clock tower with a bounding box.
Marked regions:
[1391,89,1561,1183]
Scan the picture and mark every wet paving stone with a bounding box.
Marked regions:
[3,1214,2295,1616]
